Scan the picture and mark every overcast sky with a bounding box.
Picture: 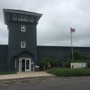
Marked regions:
[0,0,90,47]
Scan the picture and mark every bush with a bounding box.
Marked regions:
[47,68,90,77]
[64,60,73,68]
[39,58,62,68]
[57,60,62,67]
[84,60,90,68]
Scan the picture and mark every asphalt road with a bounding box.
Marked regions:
[0,76,90,90]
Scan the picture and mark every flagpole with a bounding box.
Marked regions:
[70,27,74,61]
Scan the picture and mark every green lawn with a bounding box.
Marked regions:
[0,71,17,75]
[47,68,90,77]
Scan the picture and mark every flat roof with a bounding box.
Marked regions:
[3,9,42,16]
[3,9,42,24]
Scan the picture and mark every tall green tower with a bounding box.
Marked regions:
[3,9,42,72]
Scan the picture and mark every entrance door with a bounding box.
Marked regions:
[19,58,31,72]
[22,59,25,71]
[25,59,31,71]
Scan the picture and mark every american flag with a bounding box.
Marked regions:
[70,28,75,33]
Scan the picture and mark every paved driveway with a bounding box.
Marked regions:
[0,76,90,90]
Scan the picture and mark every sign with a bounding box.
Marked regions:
[71,62,87,68]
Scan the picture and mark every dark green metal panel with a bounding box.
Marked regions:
[37,46,90,65]
[0,45,8,72]
[7,21,37,71]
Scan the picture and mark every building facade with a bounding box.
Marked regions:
[3,9,42,72]
[0,9,90,72]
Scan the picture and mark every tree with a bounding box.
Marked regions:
[70,50,89,60]
[70,50,81,60]
[79,54,88,60]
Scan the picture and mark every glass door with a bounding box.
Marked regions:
[25,59,30,71]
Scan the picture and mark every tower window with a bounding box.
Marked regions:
[12,14,17,20]
[21,41,26,48]
[30,16,34,22]
[21,25,26,32]
[18,15,28,22]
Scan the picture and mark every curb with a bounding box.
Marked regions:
[0,75,55,82]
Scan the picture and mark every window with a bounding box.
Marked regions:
[8,15,10,20]
[18,16,21,21]
[18,15,28,22]
[21,25,26,32]
[30,16,34,22]
[12,14,17,20]
[21,41,26,48]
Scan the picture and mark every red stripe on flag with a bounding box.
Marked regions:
[71,28,75,33]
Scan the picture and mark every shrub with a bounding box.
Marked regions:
[64,60,73,68]
[47,68,90,77]
[84,60,90,68]
[40,58,62,67]
[57,60,62,67]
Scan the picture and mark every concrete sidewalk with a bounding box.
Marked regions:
[0,71,54,80]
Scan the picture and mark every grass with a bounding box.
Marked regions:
[47,68,90,77]
[0,71,17,75]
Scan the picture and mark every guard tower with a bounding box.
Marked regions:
[3,9,42,72]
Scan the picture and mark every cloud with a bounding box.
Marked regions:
[0,0,90,47]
